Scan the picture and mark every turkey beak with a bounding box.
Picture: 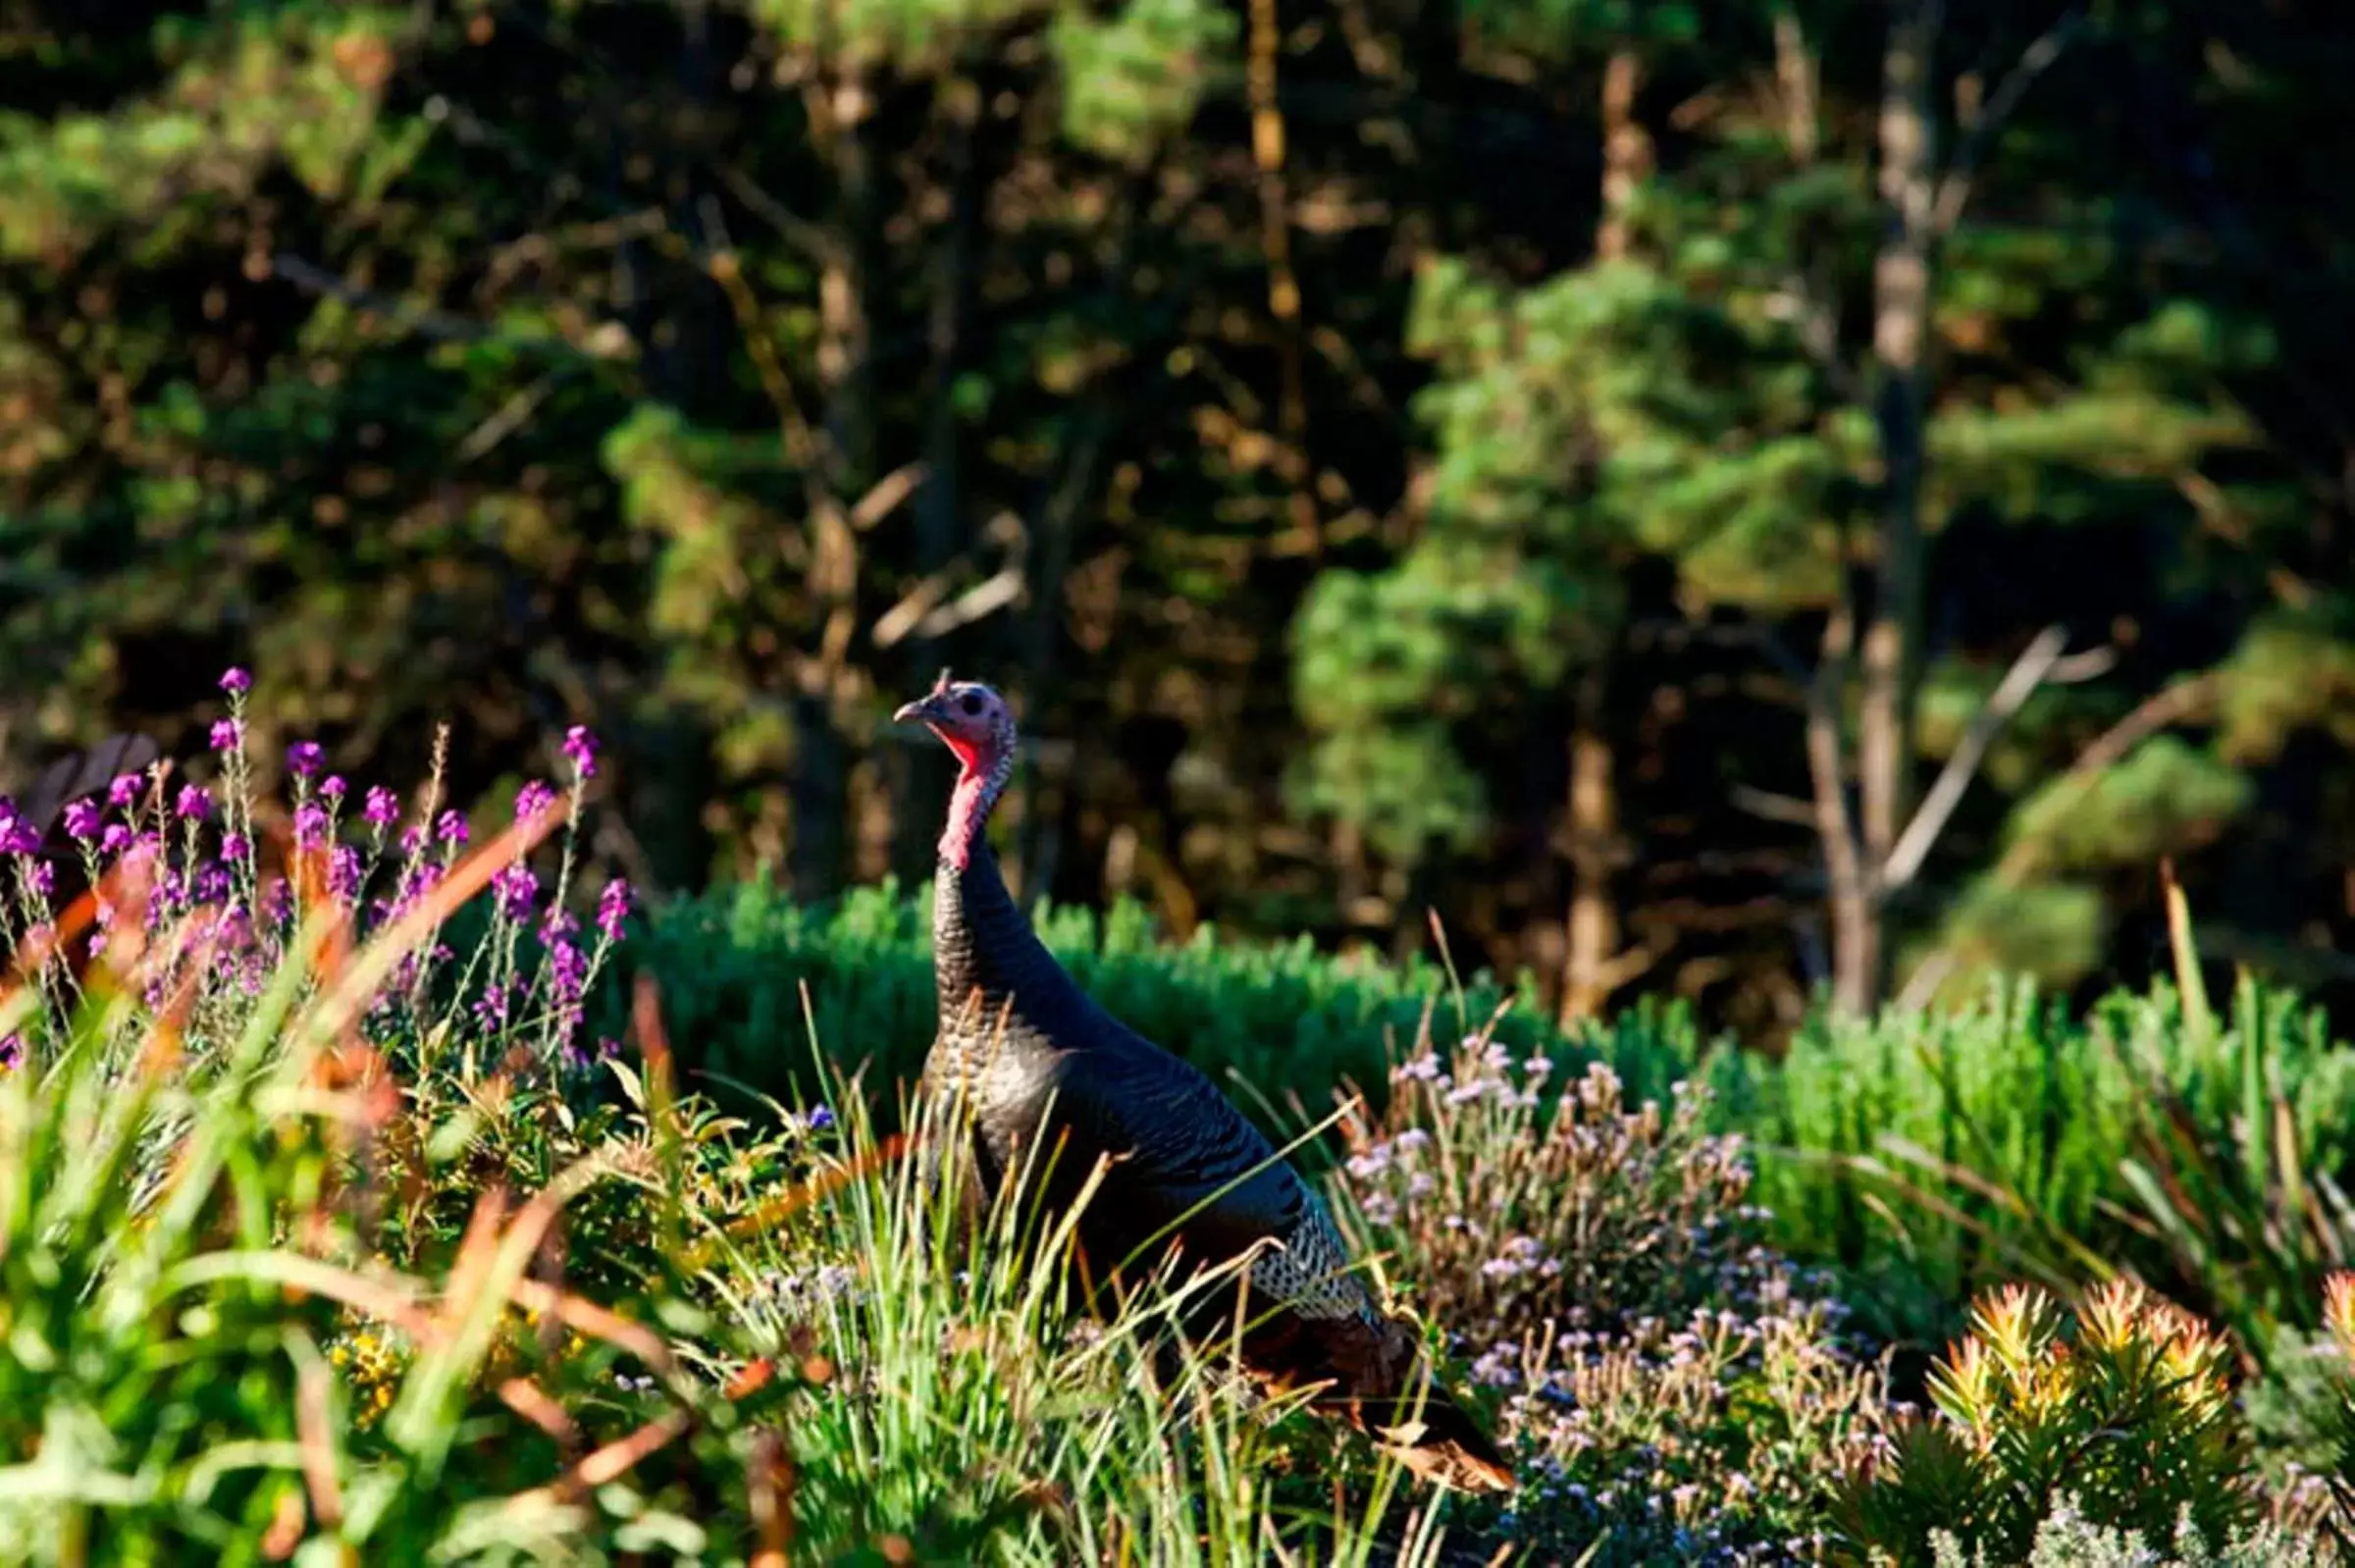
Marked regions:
[892,694,942,726]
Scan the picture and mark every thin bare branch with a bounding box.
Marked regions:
[1881,624,2070,891]
[715,163,843,266]
[849,461,929,532]
[1731,785,1821,828]
[1932,9,2086,235]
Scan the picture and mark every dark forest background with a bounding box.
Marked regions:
[3,0,2351,1039]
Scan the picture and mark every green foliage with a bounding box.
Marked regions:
[1925,1501,2327,1568]
[7,0,2355,1039]
[1706,970,2355,1346]
[2005,737,2254,874]
[0,4,413,261]
[1838,1283,2261,1566]
[1051,0,1234,167]
[601,872,1707,1128]
[0,708,1475,1563]
[2214,604,2355,764]
[605,873,2355,1381]
[1908,876,2108,995]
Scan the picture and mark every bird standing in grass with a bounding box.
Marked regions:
[894,672,1515,1493]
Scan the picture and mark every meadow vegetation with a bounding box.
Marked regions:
[7,691,2355,1565]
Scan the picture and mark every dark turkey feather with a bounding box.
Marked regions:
[902,679,1514,1493]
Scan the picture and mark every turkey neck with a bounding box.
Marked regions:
[929,742,1086,1086]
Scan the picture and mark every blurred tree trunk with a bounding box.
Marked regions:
[1559,662,1626,1024]
[1827,0,1939,1013]
[1558,49,1650,1025]
[791,61,887,901]
[1246,0,1319,557]
[1858,0,1936,911]
[894,76,984,889]
[621,3,728,892]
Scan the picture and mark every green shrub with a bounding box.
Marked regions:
[1836,1282,2264,1566]
[1709,972,2355,1346]
[1926,1499,2328,1568]
[602,873,1708,1131]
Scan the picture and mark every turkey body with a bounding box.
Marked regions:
[923,839,1514,1491]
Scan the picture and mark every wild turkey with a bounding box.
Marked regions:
[893,674,1515,1493]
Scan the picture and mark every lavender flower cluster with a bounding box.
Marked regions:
[1333,1033,1895,1564]
[0,669,635,1079]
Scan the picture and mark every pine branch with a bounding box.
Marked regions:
[1992,673,2218,887]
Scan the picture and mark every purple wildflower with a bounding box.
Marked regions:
[596,879,631,942]
[320,774,346,802]
[174,783,211,821]
[0,1034,19,1071]
[27,861,53,898]
[218,667,252,694]
[0,812,36,856]
[491,861,538,921]
[108,773,143,809]
[561,725,599,779]
[808,1104,836,1131]
[435,810,468,848]
[293,802,331,852]
[397,860,444,908]
[222,831,251,862]
[513,780,557,822]
[210,718,242,753]
[287,741,324,778]
[100,823,132,857]
[329,845,365,901]
[64,800,102,840]
[472,977,515,1030]
[262,877,293,927]
[548,937,589,1001]
[192,862,232,907]
[364,787,400,828]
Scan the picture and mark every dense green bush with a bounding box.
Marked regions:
[1701,958,2355,1406]
[601,874,1708,1128]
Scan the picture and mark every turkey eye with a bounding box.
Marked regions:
[960,692,984,716]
